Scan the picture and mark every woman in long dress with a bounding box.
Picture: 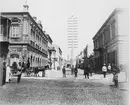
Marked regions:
[6,65,12,83]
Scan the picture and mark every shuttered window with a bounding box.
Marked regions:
[11,25,20,38]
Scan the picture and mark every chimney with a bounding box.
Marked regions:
[38,20,41,24]
[43,31,46,34]
[38,20,43,29]
[23,0,29,12]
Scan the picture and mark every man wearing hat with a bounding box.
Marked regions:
[102,63,107,78]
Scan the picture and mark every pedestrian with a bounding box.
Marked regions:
[34,67,37,77]
[102,64,107,78]
[62,66,66,77]
[74,65,78,78]
[22,62,25,72]
[107,63,111,73]
[112,65,119,87]
[88,65,92,77]
[71,65,74,75]
[17,62,22,83]
[2,62,6,85]
[6,64,12,83]
[84,66,89,79]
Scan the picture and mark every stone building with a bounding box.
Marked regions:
[46,34,53,68]
[93,8,128,72]
[0,16,11,60]
[51,44,63,70]
[0,16,11,86]
[1,4,48,68]
[76,51,84,69]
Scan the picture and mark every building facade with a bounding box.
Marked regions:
[0,16,11,85]
[0,16,11,60]
[46,34,53,68]
[93,8,128,72]
[76,51,84,69]
[83,45,88,68]
[1,11,48,68]
[51,44,63,70]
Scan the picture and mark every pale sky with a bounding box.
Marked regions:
[0,0,129,59]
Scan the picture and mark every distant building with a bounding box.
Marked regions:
[62,59,71,68]
[76,51,84,69]
[51,44,63,70]
[46,34,53,68]
[83,45,88,68]
[93,8,128,72]
[1,4,48,68]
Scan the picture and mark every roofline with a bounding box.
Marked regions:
[46,34,53,43]
[1,12,48,40]
[52,44,62,53]
[92,8,122,40]
[59,47,62,53]
[0,16,11,21]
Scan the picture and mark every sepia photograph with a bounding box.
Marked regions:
[0,0,129,105]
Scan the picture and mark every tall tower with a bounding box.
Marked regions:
[67,15,78,67]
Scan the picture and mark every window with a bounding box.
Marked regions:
[11,17,21,23]
[111,20,116,38]
[104,31,106,44]
[12,25,20,38]
[101,35,103,46]
[0,25,4,35]
[102,33,104,45]
[107,27,110,41]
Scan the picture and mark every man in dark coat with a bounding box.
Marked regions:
[17,62,22,83]
[62,66,66,77]
[74,65,78,77]
[84,66,89,79]
[2,62,6,85]
[71,65,74,75]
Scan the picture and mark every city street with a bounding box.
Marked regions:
[0,1,129,105]
[0,70,128,105]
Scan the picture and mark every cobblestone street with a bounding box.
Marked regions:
[0,1,129,105]
[0,73,128,105]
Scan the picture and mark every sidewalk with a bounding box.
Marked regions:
[45,69,63,78]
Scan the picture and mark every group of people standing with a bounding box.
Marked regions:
[62,65,91,78]
[2,61,25,85]
[102,63,120,87]
[62,65,78,78]
[62,63,120,88]
[83,65,92,79]
[3,63,12,84]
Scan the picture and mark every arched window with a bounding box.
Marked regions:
[11,17,21,23]
[10,54,19,58]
